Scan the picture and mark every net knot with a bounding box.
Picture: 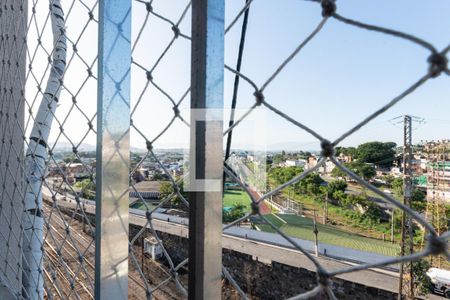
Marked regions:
[145,2,153,12]
[146,70,153,81]
[317,269,330,287]
[428,52,447,78]
[426,234,447,256]
[251,201,260,215]
[172,25,180,38]
[146,140,153,151]
[173,106,180,117]
[321,0,336,18]
[253,90,264,106]
[320,139,334,157]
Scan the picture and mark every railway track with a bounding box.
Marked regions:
[42,202,187,299]
[42,204,95,299]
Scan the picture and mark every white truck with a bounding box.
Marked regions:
[427,267,450,298]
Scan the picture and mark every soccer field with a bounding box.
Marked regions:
[253,214,400,256]
[223,190,252,211]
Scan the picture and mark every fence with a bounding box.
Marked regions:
[0,0,449,299]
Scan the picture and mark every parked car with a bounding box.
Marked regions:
[427,267,450,298]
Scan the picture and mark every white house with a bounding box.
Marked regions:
[284,159,306,168]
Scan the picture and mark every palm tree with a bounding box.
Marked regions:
[22,1,66,298]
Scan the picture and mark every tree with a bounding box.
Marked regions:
[327,180,347,195]
[268,166,324,196]
[23,2,66,297]
[74,179,95,199]
[159,182,174,200]
[331,166,347,179]
[272,154,284,165]
[296,173,324,195]
[269,166,303,184]
[63,154,82,163]
[351,161,376,180]
[223,203,246,223]
[412,259,431,296]
[382,174,395,186]
[356,141,397,168]
[159,181,187,205]
[331,161,375,180]
[411,189,426,213]
[342,194,381,223]
[335,146,357,158]
[392,177,403,196]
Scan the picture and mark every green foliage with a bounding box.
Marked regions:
[223,203,246,223]
[269,166,324,196]
[270,166,303,183]
[327,180,347,195]
[272,153,284,165]
[74,178,95,199]
[331,190,347,204]
[297,173,324,195]
[382,174,395,186]
[335,146,357,157]
[340,194,382,224]
[63,154,82,163]
[331,161,375,180]
[391,177,403,196]
[159,182,174,200]
[159,181,186,205]
[412,259,431,295]
[389,177,426,212]
[356,141,397,167]
[411,189,426,213]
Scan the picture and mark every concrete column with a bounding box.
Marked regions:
[0,0,27,297]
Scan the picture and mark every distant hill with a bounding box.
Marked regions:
[49,142,95,152]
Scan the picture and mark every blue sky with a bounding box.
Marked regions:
[28,0,450,151]
[222,0,450,150]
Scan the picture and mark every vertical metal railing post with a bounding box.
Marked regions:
[96,0,131,298]
[189,0,224,299]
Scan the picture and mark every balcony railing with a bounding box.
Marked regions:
[0,0,449,299]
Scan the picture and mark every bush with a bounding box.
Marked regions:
[413,259,431,295]
[223,203,246,223]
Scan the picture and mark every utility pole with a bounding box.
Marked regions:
[313,209,319,257]
[398,115,414,300]
[391,208,395,243]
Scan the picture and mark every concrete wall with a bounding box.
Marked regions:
[49,198,402,299]
[0,0,27,296]
[129,224,398,299]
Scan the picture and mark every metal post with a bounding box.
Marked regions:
[0,0,26,297]
[189,0,224,299]
[141,236,144,275]
[95,0,131,298]
[399,115,413,299]
[391,208,395,243]
[313,209,319,257]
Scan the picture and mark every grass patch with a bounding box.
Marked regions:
[253,213,400,256]
[223,190,251,211]
[261,214,285,227]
